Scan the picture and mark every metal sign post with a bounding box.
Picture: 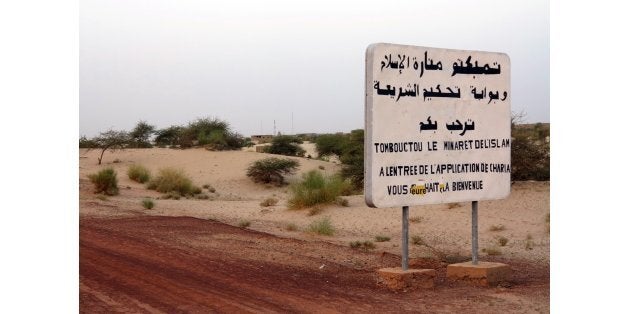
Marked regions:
[471,201,478,264]
[402,206,409,270]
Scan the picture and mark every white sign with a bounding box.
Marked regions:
[365,43,511,208]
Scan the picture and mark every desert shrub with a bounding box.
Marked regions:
[307,217,335,236]
[489,224,506,232]
[147,168,200,196]
[350,240,375,250]
[409,216,424,223]
[497,236,509,246]
[195,193,210,200]
[375,235,391,242]
[286,223,298,231]
[166,117,244,150]
[161,191,181,200]
[511,113,550,181]
[154,125,183,147]
[411,235,425,246]
[127,164,151,183]
[238,220,251,228]
[339,129,364,190]
[142,198,155,209]
[96,195,108,201]
[447,202,462,209]
[315,133,348,157]
[260,197,278,207]
[266,135,305,157]
[203,184,216,193]
[307,206,323,216]
[247,157,300,186]
[288,170,350,209]
[88,168,119,195]
[362,241,376,250]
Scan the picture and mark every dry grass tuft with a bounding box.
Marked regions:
[411,235,425,246]
[142,198,155,209]
[260,197,278,207]
[497,236,509,247]
[489,224,506,232]
[307,217,335,236]
[349,240,376,251]
[307,206,324,216]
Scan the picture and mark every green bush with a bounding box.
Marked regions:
[511,114,550,181]
[247,157,300,186]
[88,168,119,195]
[315,134,348,157]
[375,235,391,242]
[128,121,155,148]
[288,170,350,209]
[307,217,335,236]
[127,164,151,183]
[142,198,155,209]
[156,117,244,150]
[266,135,305,157]
[339,129,364,190]
[147,168,200,196]
[154,125,183,147]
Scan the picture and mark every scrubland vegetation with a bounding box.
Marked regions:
[147,168,201,197]
[307,217,335,236]
[127,164,151,183]
[246,157,300,186]
[80,117,244,164]
[288,170,350,209]
[88,168,119,195]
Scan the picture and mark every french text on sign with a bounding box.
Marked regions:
[365,43,511,208]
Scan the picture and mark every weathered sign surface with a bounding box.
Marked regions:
[365,43,511,208]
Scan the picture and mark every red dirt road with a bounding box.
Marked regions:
[80,215,549,313]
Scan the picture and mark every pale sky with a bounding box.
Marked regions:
[80,0,548,137]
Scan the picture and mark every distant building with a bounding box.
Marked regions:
[251,135,274,144]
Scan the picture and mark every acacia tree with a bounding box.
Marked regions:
[87,130,131,165]
[129,121,155,148]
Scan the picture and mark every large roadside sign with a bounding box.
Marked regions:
[365,43,511,208]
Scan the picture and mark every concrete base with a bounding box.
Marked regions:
[376,267,435,291]
[446,261,511,287]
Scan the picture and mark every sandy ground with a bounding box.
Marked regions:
[79,146,549,264]
[80,215,549,313]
